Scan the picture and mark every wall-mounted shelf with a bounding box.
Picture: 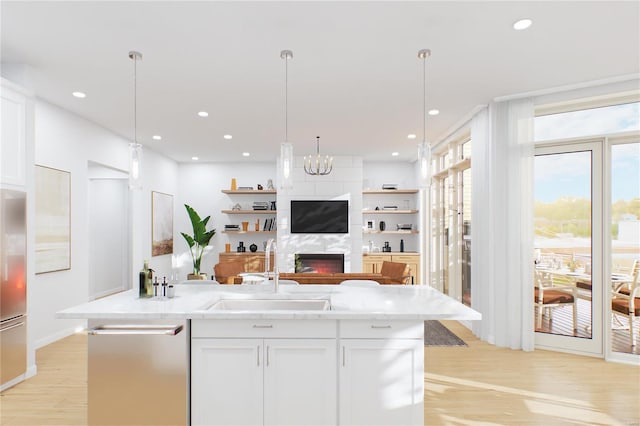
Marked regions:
[221,189,277,195]
[362,209,418,214]
[222,230,276,234]
[222,210,277,215]
[363,230,418,235]
[362,189,418,194]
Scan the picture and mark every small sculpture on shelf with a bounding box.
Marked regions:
[231,203,241,211]
[257,184,263,190]
[267,179,274,190]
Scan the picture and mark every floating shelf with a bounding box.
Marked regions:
[362,209,418,214]
[222,189,277,194]
[222,230,276,234]
[362,189,418,194]
[363,230,419,234]
[222,210,277,214]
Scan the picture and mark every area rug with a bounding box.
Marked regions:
[424,321,467,347]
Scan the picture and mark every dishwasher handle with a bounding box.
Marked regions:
[87,324,183,336]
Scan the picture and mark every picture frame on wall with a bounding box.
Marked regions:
[152,191,174,256]
[35,165,71,274]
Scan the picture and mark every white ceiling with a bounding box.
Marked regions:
[2,1,639,163]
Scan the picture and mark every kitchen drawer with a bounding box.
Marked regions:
[391,254,419,262]
[362,255,390,262]
[339,320,423,339]
[192,319,337,339]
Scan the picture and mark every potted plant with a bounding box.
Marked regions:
[181,204,216,279]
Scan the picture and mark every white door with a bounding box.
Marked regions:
[339,339,423,426]
[191,338,263,426]
[264,339,337,426]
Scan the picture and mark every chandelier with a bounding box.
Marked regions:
[304,136,333,176]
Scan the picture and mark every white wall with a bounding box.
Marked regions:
[31,100,177,349]
[175,162,276,280]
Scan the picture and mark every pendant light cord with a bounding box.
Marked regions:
[133,54,138,144]
[422,54,426,145]
[285,54,289,144]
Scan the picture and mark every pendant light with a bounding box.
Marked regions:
[128,50,143,190]
[279,49,294,190]
[304,136,333,176]
[417,48,431,188]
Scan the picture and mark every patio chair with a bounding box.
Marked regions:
[612,260,640,346]
[535,270,577,333]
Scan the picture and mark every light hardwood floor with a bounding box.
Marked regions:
[1,322,638,426]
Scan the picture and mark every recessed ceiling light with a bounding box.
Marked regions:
[152,135,162,140]
[407,134,417,139]
[223,134,233,140]
[242,152,250,157]
[513,19,532,30]
[72,91,86,98]
[191,156,199,161]
[428,109,440,116]
[197,111,208,117]
[392,152,399,157]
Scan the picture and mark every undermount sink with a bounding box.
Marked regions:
[208,299,331,311]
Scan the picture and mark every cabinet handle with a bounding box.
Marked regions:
[342,346,345,367]
[257,345,260,366]
[266,345,270,366]
[253,325,273,328]
[371,325,392,329]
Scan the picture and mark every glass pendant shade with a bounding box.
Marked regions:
[418,142,431,188]
[129,142,142,190]
[280,142,293,189]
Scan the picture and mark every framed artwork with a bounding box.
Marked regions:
[152,191,173,256]
[35,165,71,274]
[365,219,375,230]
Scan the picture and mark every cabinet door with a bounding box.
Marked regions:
[339,339,424,426]
[191,339,263,426]
[362,255,389,274]
[264,339,337,426]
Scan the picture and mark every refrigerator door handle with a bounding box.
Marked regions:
[87,324,183,336]
[0,321,25,333]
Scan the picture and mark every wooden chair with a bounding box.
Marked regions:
[213,261,244,284]
[534,270,577,333]
[379,261,411,285]
[612,259,640,346]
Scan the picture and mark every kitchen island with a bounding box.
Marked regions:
[58,283,480,426]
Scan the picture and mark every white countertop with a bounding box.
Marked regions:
[57,283,481,321]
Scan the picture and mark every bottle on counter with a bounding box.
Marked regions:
[139,260,152,298]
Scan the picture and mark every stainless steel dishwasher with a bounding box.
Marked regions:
[87,319,189,425]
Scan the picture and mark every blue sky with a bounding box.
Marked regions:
[534,103,639,203]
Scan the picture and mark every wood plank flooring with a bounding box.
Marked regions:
[1,325,639,426]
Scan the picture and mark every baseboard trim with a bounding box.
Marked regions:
[34,324,85,350]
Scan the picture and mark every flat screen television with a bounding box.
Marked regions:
[290,200,349,234]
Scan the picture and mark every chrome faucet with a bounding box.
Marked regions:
[265,238,279,293]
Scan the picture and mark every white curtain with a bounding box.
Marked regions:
[471,98,535,351]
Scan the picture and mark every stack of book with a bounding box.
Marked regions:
[253,201,269,210]
[224,224,240,231]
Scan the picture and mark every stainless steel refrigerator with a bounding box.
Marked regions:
[0,189,27,388]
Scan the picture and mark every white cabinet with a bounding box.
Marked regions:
[339,321,424,426]
[191,320,337,426]
[1,87,27,187]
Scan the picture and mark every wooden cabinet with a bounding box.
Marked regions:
[218,252,274,273]
[362,253,420,285]
[339,321,424,426]
[191,320,336,426]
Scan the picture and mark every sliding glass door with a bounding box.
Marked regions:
[534,141,603,355]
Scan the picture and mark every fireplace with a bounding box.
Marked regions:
[295,253,344,273]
